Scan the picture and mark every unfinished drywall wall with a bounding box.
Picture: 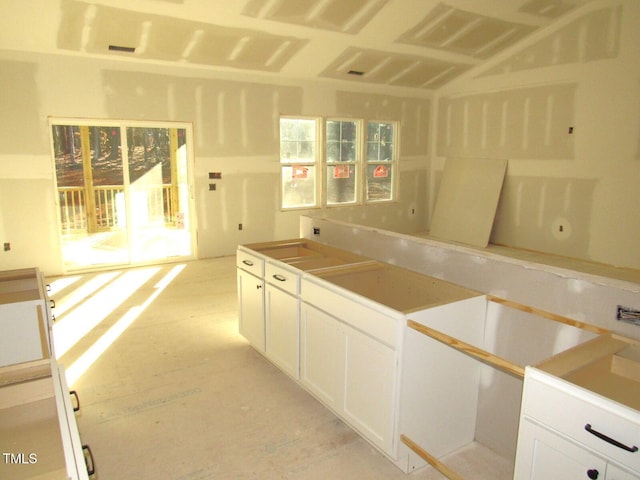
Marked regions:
[433,0,640,270]
[0,61,45,155]
[437,84,576,160]
[492,176,597,259]
[0,50,430,274]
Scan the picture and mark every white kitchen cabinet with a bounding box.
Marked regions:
[300,303,346,411]
[342,319,396,453]
[237,268,265,352]
[300,302,397,453]
[515,366,640,480]
[0,359,94,480]
[265,282,299,379]
[608,464,640,479]
[516,418,607,479]
[0,267,55,367]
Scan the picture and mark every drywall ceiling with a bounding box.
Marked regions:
[1,0,595,90]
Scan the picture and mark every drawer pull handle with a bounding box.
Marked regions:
[82,444,96,476]
[272,274,287,282]
[50,299,56,309]
[587,469,599,479]
[70,390,80,412]
[242,260,254,266]
[584,424,638,453]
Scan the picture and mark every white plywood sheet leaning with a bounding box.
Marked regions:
[429,158,508,247]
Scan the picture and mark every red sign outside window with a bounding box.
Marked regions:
[373,165,389,178]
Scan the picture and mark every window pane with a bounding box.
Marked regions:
[282,165,316,208]
[326,120,357,163]
[366,164,393,201]
[280,118,316,163]
[367,122,394,162]
[326,165,356,204]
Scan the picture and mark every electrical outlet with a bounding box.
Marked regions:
[238,223,243,231]
[616,305,640,326]
[3,242,9,252]
[313,227,320,235]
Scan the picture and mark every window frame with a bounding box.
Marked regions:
[278,116,400,210]
[279,116,322,211]
[364,120,399,204]
[324,117,362,207]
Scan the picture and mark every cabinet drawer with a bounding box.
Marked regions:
[301,278,398,348]
[523,369,640,472]
[265,262,299,296]
[236,249,264,277]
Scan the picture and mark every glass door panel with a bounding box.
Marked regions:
[51,121,195,271]
[53,125,129,269]
[125,127,192,263]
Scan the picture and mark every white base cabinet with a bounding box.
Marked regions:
[515,367,640,480]
[0,268,55,367]
[300,303,397,454]
[237,242,484,472]
[265,284,299,378]
[300,303,346,412]
[237,268,265,353]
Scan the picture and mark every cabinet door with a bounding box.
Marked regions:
[237,269,265,352]
[515,418,607,480]
[343,325,396,454]
[265,285,299,378]
[0,302,47,366]
[300,303,346,411]
[607,464,640,480]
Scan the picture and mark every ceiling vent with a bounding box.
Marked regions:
[108,44,136,53]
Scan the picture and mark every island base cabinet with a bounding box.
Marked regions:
[300,303,396,455]
[342,324,396,454]
[237,269,264,352]
[265,284,299,379]
[300,303,346,412]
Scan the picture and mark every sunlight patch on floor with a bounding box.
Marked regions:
[64,264,185,386]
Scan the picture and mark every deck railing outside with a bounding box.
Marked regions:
[58,185,178,233]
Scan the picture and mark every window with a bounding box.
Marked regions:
[279,116,397,209]
[326,119,359,205]
[280,117,318,209]
[366,122,396,202]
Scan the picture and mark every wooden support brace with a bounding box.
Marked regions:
[400,434,464,480]
[406,319,525,379]
[486,295,609,335]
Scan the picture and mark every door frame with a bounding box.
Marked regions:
[48,117,198,273]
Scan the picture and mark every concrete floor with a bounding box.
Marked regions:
[49,257,511,480]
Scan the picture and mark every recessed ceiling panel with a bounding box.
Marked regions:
[518,0,576,18]
[57,1,307,72]
[397,3,535,59]
[320,47,470,90]
[242,0,389,34]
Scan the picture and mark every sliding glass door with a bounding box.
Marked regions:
[50,120,196,271]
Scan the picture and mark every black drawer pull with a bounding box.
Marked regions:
[70,390,80,412]
[50,299,56,309]
[242,259,254,266]
[584,424,638,453]
[272,274,287,282]
[82,444,96,476]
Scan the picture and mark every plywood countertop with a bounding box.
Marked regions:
[536,334,640,411]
